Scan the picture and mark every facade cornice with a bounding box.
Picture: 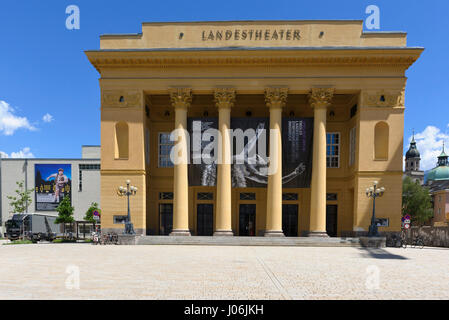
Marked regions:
[86,48,423,73]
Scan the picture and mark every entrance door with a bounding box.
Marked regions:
[239,204,256,236]
[159,204,173,235]
[197,204,214,236]
[282,204,298,237]
[326,205,338,237]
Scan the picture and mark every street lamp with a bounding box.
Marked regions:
[117,180,137,235]
[365,181,385,237]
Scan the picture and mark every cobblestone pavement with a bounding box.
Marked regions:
[1,244,449,299]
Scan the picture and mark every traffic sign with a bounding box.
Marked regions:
[404,223,410,229]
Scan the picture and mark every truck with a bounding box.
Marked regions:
[4,213,61,242]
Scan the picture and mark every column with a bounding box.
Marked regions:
[214,88,236,236]
[308,88,334,237]
[264,88,288,237]
[169,88,192,236]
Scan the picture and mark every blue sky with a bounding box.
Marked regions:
[0,0,448,170]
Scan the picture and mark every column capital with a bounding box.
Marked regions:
[264,87,288,109]
[214,88,236,109]
[169,88,192,109]
[308,88,334,108]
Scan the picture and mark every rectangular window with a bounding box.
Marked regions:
[113,215,128,224]
[326,132,340,168]
[197,192,214,200]
[158,133,174,168]
[349,127,356,167]
[282,193,298,201]
[159,192,174,200]
[240,193,256,201]
[326,193,338,201]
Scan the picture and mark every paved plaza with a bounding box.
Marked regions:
[1,243,449,300]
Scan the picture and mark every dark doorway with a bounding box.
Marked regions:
[159,204,173,235]
[326,205,338,237]
[282,204,298,237]
[197,204,214,236]
[239,204,256,236]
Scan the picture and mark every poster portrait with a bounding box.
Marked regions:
[35,164,72,211]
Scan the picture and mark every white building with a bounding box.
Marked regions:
[0,146,100,233]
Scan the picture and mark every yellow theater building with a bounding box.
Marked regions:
[86,20,423,237]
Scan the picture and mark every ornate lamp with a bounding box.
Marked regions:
[117,180,137,235]
[365,181,385,237]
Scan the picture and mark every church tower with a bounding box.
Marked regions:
[404,131,424,184]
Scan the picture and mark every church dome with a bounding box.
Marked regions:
[427,166,449,182]
[405,136,420,159]
[406,146,420,159]
[427,143,449,182]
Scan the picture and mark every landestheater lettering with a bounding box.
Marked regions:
[201,29,300,41]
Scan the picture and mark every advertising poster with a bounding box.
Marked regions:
[231,118,270,188]
[35,164,72,211]
[188,118,218,186]
[282,118,314,188]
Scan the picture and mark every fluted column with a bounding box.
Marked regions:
[169,88,192,236]
[214,88,235,236]
[264,88,288,237]
[308,88,334,237]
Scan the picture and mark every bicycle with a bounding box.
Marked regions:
[410,235,425,249]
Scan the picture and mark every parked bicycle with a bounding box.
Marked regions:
[410,235,425,249]
[100,232,119,245]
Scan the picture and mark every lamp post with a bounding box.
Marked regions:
[117,180,137,235]
[365,181,385,237]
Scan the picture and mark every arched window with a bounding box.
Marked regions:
[115,122,129,159]
[374,122,389,160]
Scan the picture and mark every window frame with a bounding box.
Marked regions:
[326,132,340,169]
[158,132,174,168]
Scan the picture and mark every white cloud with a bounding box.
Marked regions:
[0,147,35,159]
[42,113,54,123]
[0,100,35,135]
[409,126,449,171]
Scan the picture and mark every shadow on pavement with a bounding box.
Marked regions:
[357,248,409,260]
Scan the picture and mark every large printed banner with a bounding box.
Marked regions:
[188,118,218,186]
[282,118,314,188]
[35,164,72,211]
[187,117,313,188]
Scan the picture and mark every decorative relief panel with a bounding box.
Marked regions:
[362,90,404,107]
[102,90,143,108]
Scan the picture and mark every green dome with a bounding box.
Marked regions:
[427,166,449,182]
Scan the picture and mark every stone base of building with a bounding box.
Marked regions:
[213,230,234,236]
[117,234,139,245]
[305,231,329,238]
[359,236,386,248]
[170,229,191,236]
[101,228,146,236]
[264,230,285,237]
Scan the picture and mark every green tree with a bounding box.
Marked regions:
[55,196,75,237]
[7,181,33,215]
[402,176,433,225]
[84,202,100,223]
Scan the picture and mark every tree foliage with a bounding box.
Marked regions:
[7,181,33,215]
[402,176,433,225]
[55,196,75,224]
[84,202,100,223]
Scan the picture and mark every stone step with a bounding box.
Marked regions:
[128,236,361,247]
